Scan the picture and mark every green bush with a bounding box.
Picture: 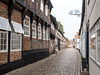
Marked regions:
[81,57,86,60]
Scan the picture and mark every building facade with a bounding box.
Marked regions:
[0,0,67,74]
[49,15,57,53]
[0,0,53,73]
[79,0,100,74]
[75,32,80,49]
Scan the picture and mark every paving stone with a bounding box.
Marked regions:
[4,48,81,75]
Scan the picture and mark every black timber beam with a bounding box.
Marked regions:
[8,0,15,63]
[22,7,27,58]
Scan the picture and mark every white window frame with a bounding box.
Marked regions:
[97,29,100,63]
[32,20,36,38]
[45,5,48,16]
[24,16,30,37]
[38,23,41,39]
[51,23,54,30]
[43,26,45,40]
[0,31,8,52]
[32,0,34,2]
[90,20,100,66]
[10,33,22,51]
[46,28,49,40]
[40,0,43,11]
[90,33,96,59]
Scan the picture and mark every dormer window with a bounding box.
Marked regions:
[45,5,48,16]
[40,0,43,11]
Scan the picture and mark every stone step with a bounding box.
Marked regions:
[81,71,89,75]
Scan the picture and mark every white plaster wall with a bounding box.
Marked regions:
[89,58,100,75]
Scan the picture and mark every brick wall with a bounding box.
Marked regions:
[11,8,22,24]
[49,38,55,53]
[0,2,8,18]
[24,37,31,50]
[0,2,8,65]
[10,8,22,62]
[0,52,8,65]
[10,51,21,62]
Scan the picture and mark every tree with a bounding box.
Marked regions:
[57,21,65,34]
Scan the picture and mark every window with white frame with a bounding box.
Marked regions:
[97,29,100,63]
[40,0,43,11]
[24,16,30,37]
[51,23,54,30]
[43,26,45,40]
[32,20,36,38]
[11,33,21,51]
[90,32,96,59]
[46,28,49,40]
[45,5,48,16]
[32,0,34,2]
[0,31,8,52]
[38,23,41,39]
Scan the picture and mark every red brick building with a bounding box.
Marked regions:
[0,0,53,73]
[49,15,58,53]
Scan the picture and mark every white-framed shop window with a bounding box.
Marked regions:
[0,31,8,52]
[43,26,45,40]
[24,16,30,37]
[90,33,96,59]
[32,20,36,38]
[11,33,21,51]
[90,19,100,65]
[38,23,41,39]
[97,29,100,63]
[40,0,43,11]
[45,5,48,16]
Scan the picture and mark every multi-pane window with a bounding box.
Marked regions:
[90,33,96,59]
[11,33,21,51]
[43,26,45,40]
[97,29,100,62]
[24,16,30,36]
[55,38,57,44]
[0,31,7,52]
[51,23,54,30]
[45,5,48,16]
[38,23,41,39]
[46,28,49,40]
[40,0,43,11]
[32,20,36,38]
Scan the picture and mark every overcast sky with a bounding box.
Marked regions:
[51,0,82,40]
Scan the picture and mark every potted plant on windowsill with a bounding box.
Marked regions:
[81,57,87,71]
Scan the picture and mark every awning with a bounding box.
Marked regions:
[12,21,24,34]
[0,16,11,31]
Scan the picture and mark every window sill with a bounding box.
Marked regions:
[24,35,30,37]
[90,56,100,68]
[0,50,8,53]
[32,37,36,38]
[11,50,21,52]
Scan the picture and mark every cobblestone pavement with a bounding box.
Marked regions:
[5,48,82,75]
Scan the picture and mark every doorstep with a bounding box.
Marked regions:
[81,71,89,75]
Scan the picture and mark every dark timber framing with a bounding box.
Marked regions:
[0,0,53,74]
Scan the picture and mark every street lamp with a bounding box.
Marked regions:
[69,9,81,17]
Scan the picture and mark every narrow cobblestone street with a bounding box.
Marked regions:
[5,48,81,75]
